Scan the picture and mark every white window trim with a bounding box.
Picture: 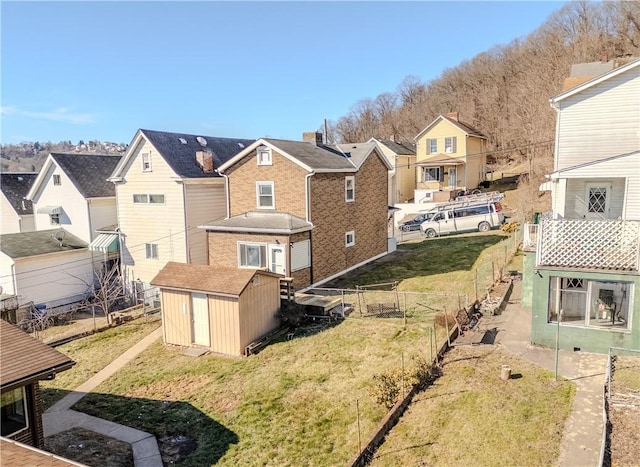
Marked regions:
[444,137,456,154]
[257,146,272,166]
[256,181,275,209]
[145,243,159,260]
[238,242,267,269]
[1,387,29,437]
[345,176,355,202]
[345,230,355,247]
[50,213,60,225]
[422,167,440,182]
[133,194,165,204]
[141,153,152,172]
[428,138,437,154]
[53,174,61,186]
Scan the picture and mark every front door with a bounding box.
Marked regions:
[191,292,210,347]
[448,166,457,189]
[584,183,610,219]
[268,244,286,275]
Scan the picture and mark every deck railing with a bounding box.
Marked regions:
[526,218,640,271]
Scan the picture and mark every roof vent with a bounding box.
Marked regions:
[196,136,208,147]
[238,142,245,148]
[179,138,187,145]
[17,176,23,181]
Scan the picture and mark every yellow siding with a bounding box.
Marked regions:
[395,155,416,202]
[160,289,192,346]
[209,295,240,356]
[184,183,226,265]
[415,119,469,162]
[237,274,280,352]
[116,139,187,285]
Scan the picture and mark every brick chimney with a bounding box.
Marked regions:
[196,150,214,173]
[446,112,460,121]
[303,131,324,146]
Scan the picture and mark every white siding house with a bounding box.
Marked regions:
[108,129,254,292]
[0,229,94,308]
[26,153,121,243]
[524,58,640,354]
[0,173,37,234]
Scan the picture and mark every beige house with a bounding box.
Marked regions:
[414,113,488,202]
[201,132,392,289]
[151,262,281,357]
[108,129,254,295]
[368,138,416,204]
[0,173,37,234]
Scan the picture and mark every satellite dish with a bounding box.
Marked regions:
[52,229,66,246]
[196,136,207,147]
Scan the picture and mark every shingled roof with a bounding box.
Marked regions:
[151,262,281,296]
[0,172,37,215]
[0,319,75,391]
[373,139,416,155]
[201,211,312,233]
[0,229,87,259]
[262,138,357,171]
[141,129,255,178]
[50,153,121,198]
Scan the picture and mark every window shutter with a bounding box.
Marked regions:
[452,137,457,153]
[439,166,445,182]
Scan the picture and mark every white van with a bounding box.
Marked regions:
[420,202,504,237]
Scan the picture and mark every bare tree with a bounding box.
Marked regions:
[88,262,125,325]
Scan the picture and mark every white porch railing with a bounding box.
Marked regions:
[528,218,640,271]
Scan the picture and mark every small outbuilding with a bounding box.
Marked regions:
[151,262,283,357]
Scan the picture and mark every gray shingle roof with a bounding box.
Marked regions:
[334,141,378,167]
[51,153,121,198]
[201,211,312,233]
[375,139,416,155]
[142,129,255,178]
[0,172,37,215]
[0,229,87,259]
[441,116,487,139]
[263,139,356,171]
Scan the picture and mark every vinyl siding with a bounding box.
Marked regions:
[13,250,94,307]
[87,198,117,241]
[209,295,240,356]
[555,66,640,170]
[395,155,417,203]
[116,139,187,285]
[1,195,21,234]
[184,183,226,265]
[31,162,91,243]
[415,119,469,161]
[160,289,191,347]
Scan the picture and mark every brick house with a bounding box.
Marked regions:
[0,320,74,449]
[201,132,392,289]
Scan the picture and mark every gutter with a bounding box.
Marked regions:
[1,361,76,392]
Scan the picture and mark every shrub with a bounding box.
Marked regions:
[369,356,440,408]
[500,221,520,233]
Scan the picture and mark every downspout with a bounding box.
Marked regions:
[11,263,18,300]
[306,172,314,284]
[182,182,189,262]
[222,173,231,219]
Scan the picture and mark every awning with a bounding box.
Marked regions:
[89,233,119,253]
[37,205,61,215]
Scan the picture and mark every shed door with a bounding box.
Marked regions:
[191,292,210,347]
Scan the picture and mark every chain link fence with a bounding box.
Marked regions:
[603,347,640,467]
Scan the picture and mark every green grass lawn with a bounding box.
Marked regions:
[41,316,161,409]
[50,230,572,466]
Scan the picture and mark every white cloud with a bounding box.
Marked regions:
[1,106,96,125]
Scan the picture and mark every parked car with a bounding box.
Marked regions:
[420,201,505,238]
[400,211,436,232]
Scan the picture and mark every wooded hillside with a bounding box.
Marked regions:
[329,1,640,180]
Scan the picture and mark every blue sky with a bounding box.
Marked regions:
[1,1,566,145]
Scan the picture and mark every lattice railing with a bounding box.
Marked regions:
[537,218,640,271]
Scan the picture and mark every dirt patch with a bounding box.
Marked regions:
[44,427,133,467]
[159,435,197,464]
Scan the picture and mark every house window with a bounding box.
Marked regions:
[141,153,152,172]
[256,182,274,209]
[257,146,272,166]
[50,213,60,225]
[145,243,158,260]
[421,167,440,182]
[1,387,28,437]
[588,187,607,213]
[548,277,631,329]
[53,174,61,186]
[444,137,457,153]
[427,138,437,154]
[345,231,355,247]
[239,243,266,268]
[345,176,355,202]
[133,194,165,204]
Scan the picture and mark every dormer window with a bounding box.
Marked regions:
[53,174,61,186]
[257,146,272,166]
[141,153,152,172]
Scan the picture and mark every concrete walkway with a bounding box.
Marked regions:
[44,327,164,467]
[478,279,608,467]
